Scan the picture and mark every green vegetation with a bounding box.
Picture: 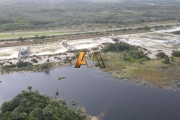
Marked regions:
[163,57,170,64]
[19,37,26,42]
[101,43,180,87]
[156,52,170,64]
[0,0,179,31]
[63,58,72,64]
[172,50,180,57]
[173,30,180,35]
[2,61,52,73]
[0,31,68,39]
[0,87,90,120]
[156,52,168,58]
[58,77,66,80]
[31,58,38,63]
[102,42,150,62]
[3,61,32,70]
[72,101,76,106]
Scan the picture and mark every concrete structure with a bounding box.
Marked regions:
[61,40,76,51]
[109,34,120,43]
[18,46,30,58]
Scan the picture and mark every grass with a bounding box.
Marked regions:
[149,33,169,37]
[101,52,180,87]
[0,31,72,39]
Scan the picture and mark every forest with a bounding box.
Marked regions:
[0,0,180,31]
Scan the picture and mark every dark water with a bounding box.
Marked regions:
[1,65,180,120]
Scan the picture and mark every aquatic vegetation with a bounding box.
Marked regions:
[58,77,66,80]
[101,43,180,87]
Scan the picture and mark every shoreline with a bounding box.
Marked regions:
[1,56,180,90]
[1,51,180,89]
[0,62,73,75]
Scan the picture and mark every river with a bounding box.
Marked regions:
[1,65,180,120]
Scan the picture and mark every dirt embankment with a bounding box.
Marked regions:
[0,30,149,48]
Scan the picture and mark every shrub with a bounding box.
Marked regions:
[16,61,32,68]
[31,58,38,63]
[163,57,170,64]
[156,52,168,58]
[172,50,180,57]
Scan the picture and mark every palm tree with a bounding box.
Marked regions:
[27,86,32,92]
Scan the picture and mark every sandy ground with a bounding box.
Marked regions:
[0,52,76,66]
[117,29,180,58]
[91,117,98,120]
[0,37,111,60]
[0,27,180,60]
[154,26,180,33]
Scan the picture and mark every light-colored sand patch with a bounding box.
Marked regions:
[117,32,180,59]
[155,27,180,33]
[75,44,98,49]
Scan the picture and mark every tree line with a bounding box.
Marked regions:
[0,0,180,31]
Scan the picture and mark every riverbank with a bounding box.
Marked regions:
[0,51,78,74]
[101,52,180,88]
[1,45,180,88]
[0,57,76,75]
[1,25,180,88]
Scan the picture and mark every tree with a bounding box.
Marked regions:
[0,89,91,120]
[27,86,32,92]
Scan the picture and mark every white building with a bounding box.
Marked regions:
[18,46,30,58]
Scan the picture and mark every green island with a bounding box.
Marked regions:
[100,43,180,88]
[0,87,95,120]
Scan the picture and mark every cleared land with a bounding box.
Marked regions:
[1,26,180,60]
[1,26,180,88]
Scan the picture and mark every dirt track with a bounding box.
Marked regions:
[0,30,149,48]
